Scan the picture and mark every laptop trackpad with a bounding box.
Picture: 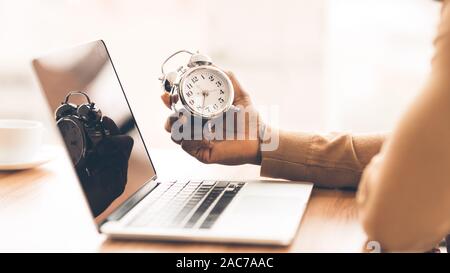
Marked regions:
[215,195,306,234]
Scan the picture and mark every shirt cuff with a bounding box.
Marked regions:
[260,130,314,181]
[260,130,365,189]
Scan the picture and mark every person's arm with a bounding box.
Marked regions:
[261,131,385,189]
[162,72,386,189]
[357,0,450,252]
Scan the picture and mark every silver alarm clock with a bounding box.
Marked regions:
[159,50,234,119]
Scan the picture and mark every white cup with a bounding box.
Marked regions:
[0,120,44,164]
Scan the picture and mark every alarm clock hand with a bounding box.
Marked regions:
[203,88,221,93]
[201,92,207,116]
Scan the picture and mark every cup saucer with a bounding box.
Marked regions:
[0,145,58,171]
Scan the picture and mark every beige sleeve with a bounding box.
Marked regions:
[260,131,385,189]
[357,0,450,252]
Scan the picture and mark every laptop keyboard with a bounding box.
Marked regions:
[127,180,245,229]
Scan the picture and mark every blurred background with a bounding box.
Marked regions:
[0,0,441,149]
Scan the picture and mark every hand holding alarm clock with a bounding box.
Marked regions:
[160,52,264,165]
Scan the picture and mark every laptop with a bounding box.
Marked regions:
[32,40,313,245]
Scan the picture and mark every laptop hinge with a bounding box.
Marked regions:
[100,176,159,226]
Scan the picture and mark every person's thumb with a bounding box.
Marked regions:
[226,71,250,103]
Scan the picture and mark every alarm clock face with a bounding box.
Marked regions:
[57,117,86,166]
[179,66,234,119]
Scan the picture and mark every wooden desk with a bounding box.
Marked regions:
[0,148,367,252]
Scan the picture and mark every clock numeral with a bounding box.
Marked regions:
[220,89,224,95]
[186,90,193,97]
[213,104,218,110]
[189,99,195,105]
[186,83,193,89]
[209,75,214,81]
[191,76,198,83]
[216,81,222,87]
[201,74,205,80]
[218,97,225,103]
[205,106,211,112]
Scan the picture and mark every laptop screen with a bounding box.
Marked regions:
[33,40,156,224]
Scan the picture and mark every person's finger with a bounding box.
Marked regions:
[108,135,134,159]
[180,139,213,162]
[206,139,258,165]
[173,120,206,145]
[167,113,191,145]
[164,113,180,133]
[205,140,240,165]
[180,138,257,165]
[102,116,121,135]
[170,133,183,145]
[225,71,250,103]
[161,93,171,108]
[164,113,191,132]
[161,93,179,109]
[95,135,134,159]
